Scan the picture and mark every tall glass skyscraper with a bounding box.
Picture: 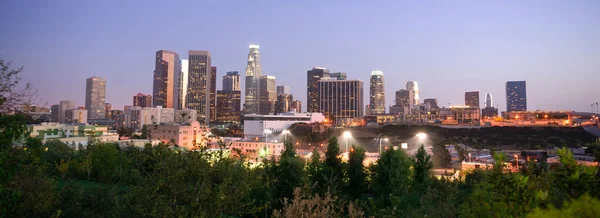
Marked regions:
[223,71,240,91]
[85,76,106,119]
[505,81,527,112]
[307,67,330,113]
[153,50,180,109]
[187,50,211,124]
[406,81,419,108]
[244,45,262,114]
[369,70,385,114]
[179,59,188,109]
[485,93,493,108]
[465,91,480,108]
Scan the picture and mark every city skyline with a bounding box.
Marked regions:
[1,1,599,112]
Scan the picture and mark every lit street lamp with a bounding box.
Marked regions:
[343,131,352,153]
[263,129,272,143]
[379,137,388,154]
[416,132,427,143]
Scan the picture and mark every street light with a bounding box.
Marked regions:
[379,137,388,154]
[514,154,519,168]
[282,129,290,142]
[416,133,427,141]
[264,129,272,143]
[343,131,352,153]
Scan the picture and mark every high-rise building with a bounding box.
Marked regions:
[485,93,493,108]
[110,110,124,129]
[216,90,241,124]
[179,59,189,109]
[65,109,87,124]
[223,71,240,91]
[187,50,212,124]
[291,100,302,113]
[331,72,347,80]
[406,81,419,108]
[58,100,75,123]
[275,94,293,114]
[307,67,331,113]
[506,81,527,112]
[133,93,152,108]
[277,85,290,96]
[50,104,60,122]
[423,98,439,109]
[395,89,410,106]
[105,103,112,119]
[319,79,364,125]
[369,70,385,114]
[85,76,106,119]
[465,91,480,108]
[244,44,262,114]
[209,66,217,123]
[259,75,276,115]
[153,50,180,108]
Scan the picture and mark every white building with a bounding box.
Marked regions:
[242,112,325,138]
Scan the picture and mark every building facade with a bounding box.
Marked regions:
[152,50,180,109]
[209,66,217,123]
[276,85,290,96]
[244,45,262,114]
[423,98,439,109]
[58,100,75,123]
[179,59,188,109]
[133,93,152,107]
[223,71,240,91]
[50,104,60,122]
[506,81,527,112]
[406,81,419,109]
[396,89,410,107]
[275,94,293,114]
[65,109,87,124]
[242,112,325,138]
[465,91,480,108]
[318,79,364,125]
[331,72,347,80]
[291,100,302,113]
[259,75,276,115]
[85,76,106,119]
[146,121,211,150]
[216,90,241,124]
[369,70,385,114]
[307,67,330,113]
[187,50,212,124]
[110,110,124,129]
[485,93,493,108]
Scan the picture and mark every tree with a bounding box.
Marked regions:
[307,148,323,192]
[527,194,600,218]
[412,144,433,193]
[372,148,412,206]
[346,145,366,199]
[269,140,305,208]
[0,57,36,114]
[140,125,149,139]
[321,137,344,195]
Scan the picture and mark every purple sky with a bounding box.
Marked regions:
[1,1,599,112]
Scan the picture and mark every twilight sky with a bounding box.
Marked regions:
[1,0,599,112]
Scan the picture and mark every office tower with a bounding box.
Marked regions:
[406,81,419,108]
[65,108,87,124]
[277,85,290,96]
[423,98,439,109]
[50,104,60,122]
[58,100,75,123]
[153,50,180,108]
[331,72,347,80]
[465,91,480,108]
[180,59,189,109]
[133,93,152,107]
[124,106,142,129]
[209,66,217,123]
[110,110,124,129]
[216,90,241,123]
[506,81,527,112]
[187,50,212,124]
[259,75,276,115]
[223,71,240,91]
[485,93,492,108]
[85,76,106,119]
[319,79,364,124]
[395,89,410,106]
[291,100,302,113]
[244,44,262,114]
[105,103,112,119]
[275,94,293,114]
[307,67,330,112]
[369,70,385,114]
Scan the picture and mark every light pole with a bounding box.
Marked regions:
[379,137,388,154]
[343,131,352,153]
[416,132,427,145]
[263,129,272,143]
[514,154,519,169]
[282,129,290,142]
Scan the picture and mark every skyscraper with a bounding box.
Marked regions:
[179,59,189,109]
[223,71,240,91]
[153,50,180,108]
[395,89,410,106]
[58,100,75,123]
[369,70,385,114]
[485,93,493,108]
[216,90,241,124]
[319,78,364,125]
[276,85,290,96]
[423,98,439,109]
[331,72,347,80]
[187,50,212,124]
[50,104,60,122]
[506,81,527,112]
[307,67,330,113]
[85,76,106,119]
[275,94,293,114]
[105,103,112,119]
[209,66,217,122]
[406,81,419,108]
[465,91,480,108]
[259,75,276,115]
[244,44,262,114]
[291,100,302,113]
[133,93,152,107]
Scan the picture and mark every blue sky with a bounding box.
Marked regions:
[1,0,599,112]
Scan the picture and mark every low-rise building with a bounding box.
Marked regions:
[29,122,109,140]
[207,139,284,161]
[146,121,212,150]
[242,112,325,139]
